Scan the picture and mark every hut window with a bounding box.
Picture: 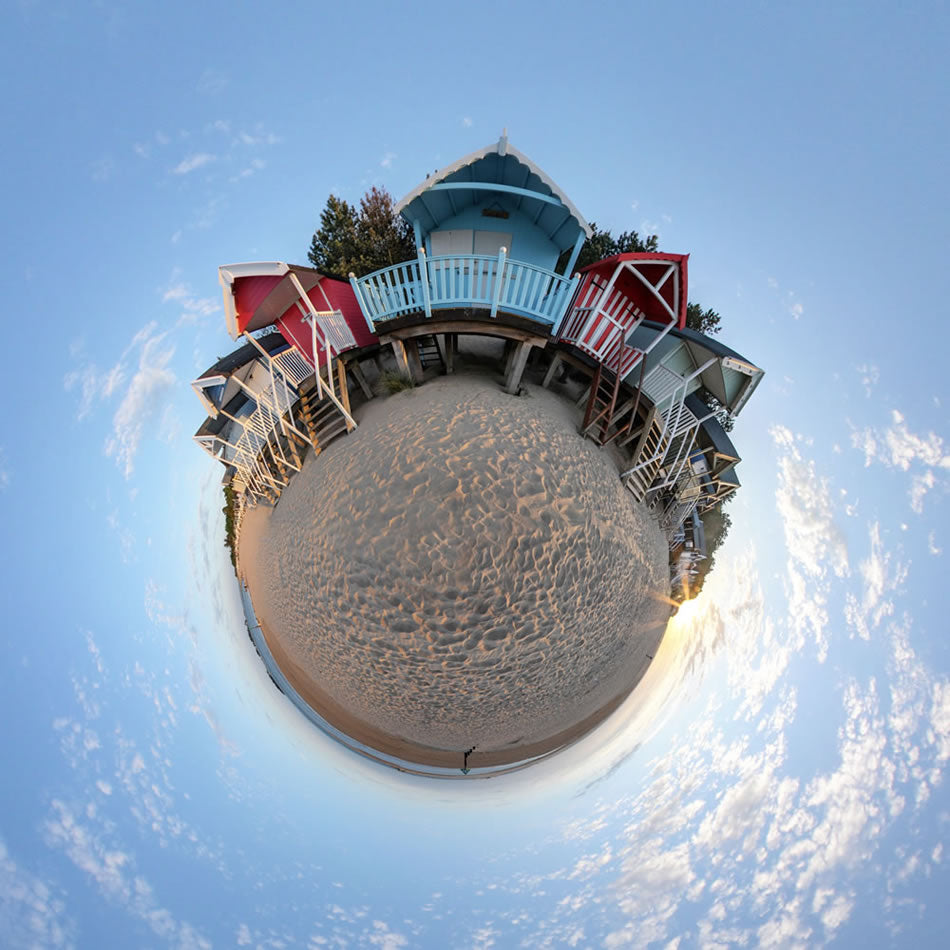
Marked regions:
[473,230,512,256]
[430,229,474,256]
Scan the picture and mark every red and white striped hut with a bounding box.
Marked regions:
[218,262,377,367]
[557,252,688,379]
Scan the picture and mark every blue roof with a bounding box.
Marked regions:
[396,136,592,254]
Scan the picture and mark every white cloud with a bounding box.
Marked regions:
[844,522,906,641]
[172,152,215,175]
[771,425,849,660]
[236,128,281,147]
[90,156,115,182]
[367,920,408,949]
[196,68,227,95]
[230,157,266,182]
[931,681,950,763]
[65,321,179,478]
[104,331,176,478]
[43,802,211,948]
[857,363,880,397]
[851,409,950,512]
[462,116,473,127]
[162,278,219,325]
[0,444,9,489]
[0,837,75,948]
[380,151,396,169]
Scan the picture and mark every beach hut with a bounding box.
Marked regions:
[620,323,763,511]
[192,332,315,506]
[553,252,689,441]
[649,394,744,534]
[218,262,378,403]
[192,263,375,507]
[349,134,592,393]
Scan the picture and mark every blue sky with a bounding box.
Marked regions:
[1,1,948,947]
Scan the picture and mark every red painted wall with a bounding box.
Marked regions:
[274,276,377,368]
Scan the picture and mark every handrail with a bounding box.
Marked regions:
[352,253,576,329]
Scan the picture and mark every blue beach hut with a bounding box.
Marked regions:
[349,135,592,392]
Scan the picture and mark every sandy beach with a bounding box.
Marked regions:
[240,370,671,769]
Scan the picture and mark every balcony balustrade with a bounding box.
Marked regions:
[351,248,578,332]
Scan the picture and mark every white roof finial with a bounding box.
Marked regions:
[498,130,508,156]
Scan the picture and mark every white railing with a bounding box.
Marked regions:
[272,348,313,388]
[641,363,684,406]
[558,269,644,374]
[351,249,578,330]
[314,309,356,353]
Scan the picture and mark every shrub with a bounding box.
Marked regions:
[378,370,415,395]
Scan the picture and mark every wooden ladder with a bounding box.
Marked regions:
[297,382,352,457]
[416,335,445,373]
[622,409,670,502]
[581,349,643,445]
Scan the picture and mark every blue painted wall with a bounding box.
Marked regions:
[421,205,560,272]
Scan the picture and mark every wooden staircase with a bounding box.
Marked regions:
[416,335,445,373]
[622,408,670,502]
[296,377,353,457]
[581,349,644,446]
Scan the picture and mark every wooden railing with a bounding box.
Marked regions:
[351,249,578,330]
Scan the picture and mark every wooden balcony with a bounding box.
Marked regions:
[350,248,578,333]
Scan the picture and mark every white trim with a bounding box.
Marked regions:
[395,138,592,238]
[191,376,227,416]
[623,261,677,322]
[218,262,291,339]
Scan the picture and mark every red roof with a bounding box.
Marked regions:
[578,253,688,329]
[220,263,377,365]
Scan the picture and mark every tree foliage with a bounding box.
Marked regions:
[308,187,415,279]
[308,195,359,278]
[222,484,238,573]
[683,500,732,601]
[685,302,721,336]
[558,222,659,274]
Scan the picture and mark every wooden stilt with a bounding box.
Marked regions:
[336,359,352,420]
[391,339,411,377]
[504,342,533,395]
[407,341,424,384]
[542,353,562,388]
[444,333,455,374]
[349,361,373,399]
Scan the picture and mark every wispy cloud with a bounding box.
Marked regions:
[229,157,266,183]
[0,444,9,490]
[43,800,212,948]
[172,152,215,175]
[102,327,177,478]
[857,363,880,397]
[851,409,950,512]
[380,151,396,169]
[90,156,115,182]
[771,424,849,661]
[0,836,75,948]
[196,67,227,95]
[162,276,219,325]
[235,128,281,147]
[462,116,473,127]
[844,522,907,641]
